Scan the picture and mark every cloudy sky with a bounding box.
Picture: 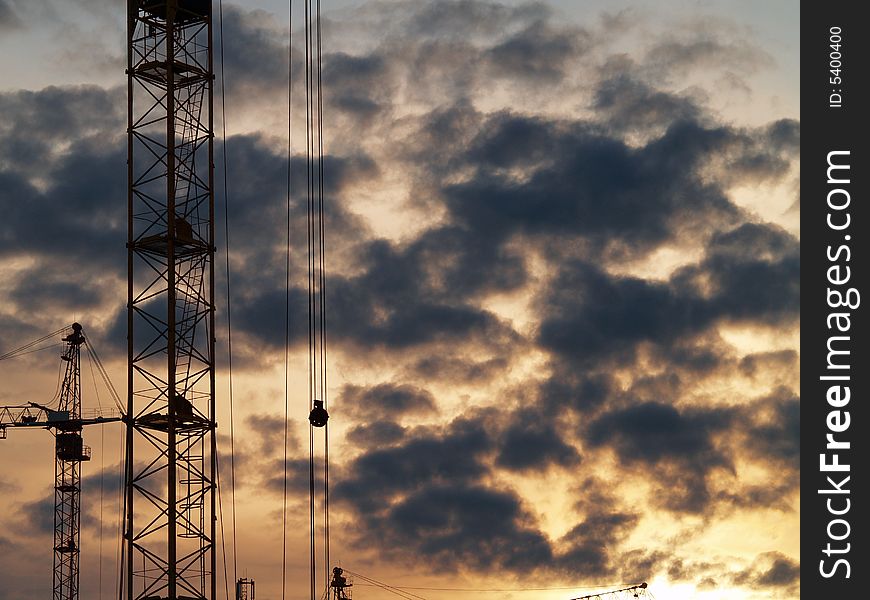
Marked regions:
[0,1,799,600]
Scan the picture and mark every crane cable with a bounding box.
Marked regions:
[303,0,331,598]
[345,570,650,598]
[83,340,124,413]
[216,0,239,591]
[282,1,294,598]
[345,571,429,600]
[115,421,125,600]
[304,0,317,597]
[0,326,69,361]
[315,1,331,590]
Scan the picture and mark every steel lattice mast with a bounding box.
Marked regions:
[1,324,121,600]
[54,324,87,600]
[124,1,216,599]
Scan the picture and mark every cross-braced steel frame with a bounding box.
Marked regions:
[125,2,216,599]
[53,325,87,600]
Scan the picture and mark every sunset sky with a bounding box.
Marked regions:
[0,2,799,600]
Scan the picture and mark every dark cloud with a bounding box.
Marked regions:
[210,412,312,496]
[755,555,800,587]
[405,0,551,39]
[346,420,406,447]
[335,414,642,577]
[216,5,293,101]
[402,100,483,177]
[334,415,492,511]
[15,496,55,537]
[741,387,799,471]
[262,456,321,495]
[715,481,795,512]
[375,481,554,573]
[732,552,800,589]
[407,354,509,383]
[14,492,98,539]
[335,415,547,572]
[675,222,800,325]
[324,52,392,125]
[79,461,124,497]
[587,401,732,466]
[555,510,637,576]
[0,5,797,376]
[465,111,558,171]
[766,118,800,153]
[0,86,126,345]
[539,261,697,366]
[320,237,522,351]
[197,134,375,360]
[643,32,774,80]
[8,268,104,312]
[340,382,437,420]
[594,74,701,133]
[443,117,742,259]
[586,401,734,513]
[539,222,798,368]
[495,409,580,472]
[666,551,799,594]
[0,0,21,31]
[244,413,298,456]
[540,369,616,415]
[0,86,124,175]
[739,349,798,377]
[486,20,588,83]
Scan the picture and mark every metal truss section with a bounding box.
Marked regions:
[125,2,216,599]
[53,325,88,600]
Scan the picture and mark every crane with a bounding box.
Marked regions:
[0,323,122,600]
[328,568,351,600]
[124,1,217,599]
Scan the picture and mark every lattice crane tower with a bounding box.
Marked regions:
[124,1,216,598]
[1,324,122,600]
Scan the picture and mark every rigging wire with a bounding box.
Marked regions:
[216,446,232,600]
[0,341,63,360]
[98,423,105,599]
[84,340,124,412]
[345,569,648,597]
[118,413,128,600]
[85,342,103,412]
[47,350,65,407]
[304,0,318,596]
[353,583,645,593]
[115,423,125,600]
[0,326,69,361]
[302,0,330,595]
[282,1,294,598]
[216,0,239,588]
[315,0,331,587]
[346,571,429,600]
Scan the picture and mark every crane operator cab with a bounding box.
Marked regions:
[330,567,352,600]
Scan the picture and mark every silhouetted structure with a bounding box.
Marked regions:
[124,0,216,598]
[235,578,254,600]
[330,567,352,600]
[0,324,120,600]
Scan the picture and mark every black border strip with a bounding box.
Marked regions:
[801,3,868,595]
